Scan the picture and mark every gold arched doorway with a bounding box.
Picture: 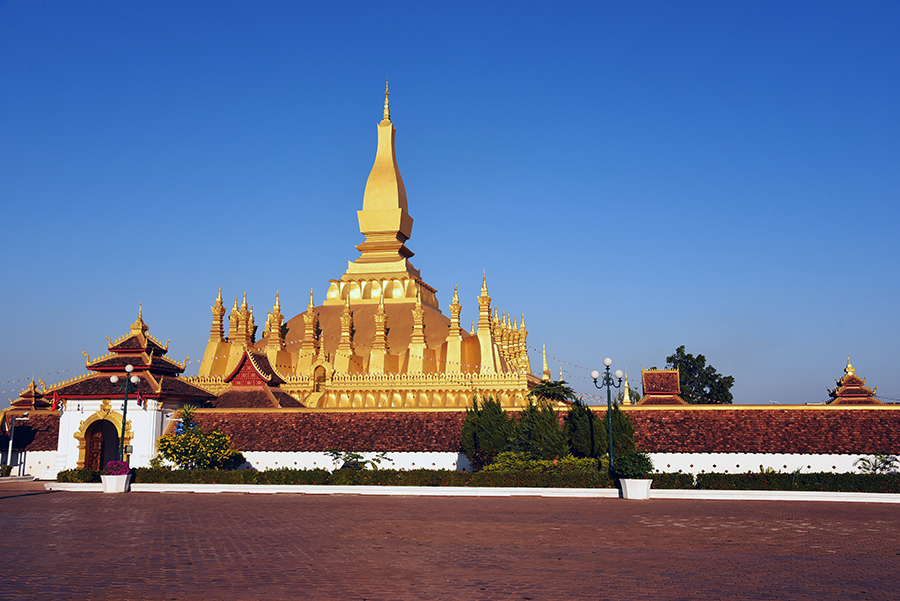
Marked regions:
[74,400,133,468]
[314,366,326,392]
[84,420,119,470]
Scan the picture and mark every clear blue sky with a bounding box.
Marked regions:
[2,1,898,405]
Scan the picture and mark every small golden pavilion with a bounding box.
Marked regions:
[191,85,539,408]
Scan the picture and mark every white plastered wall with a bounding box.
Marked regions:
[240,451,473,472]
[649,453,865,475]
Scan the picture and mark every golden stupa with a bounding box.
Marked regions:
[192,83,537,408]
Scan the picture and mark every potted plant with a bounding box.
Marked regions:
[614,451,654,500]
[101,460,131,493]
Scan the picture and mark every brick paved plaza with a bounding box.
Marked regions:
[1,481,898,600]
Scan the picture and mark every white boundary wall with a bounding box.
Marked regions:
[650,453,863,475]
[241,451,473,472]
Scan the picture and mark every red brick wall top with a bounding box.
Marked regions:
[193,411,466,452]
[627,408,900,454]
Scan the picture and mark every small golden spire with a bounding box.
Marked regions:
[481,273,489,296]
[452,284,459,304]
[521,314,526,329]
[216,287,222,303]
[308,288,315,311]
[622,372,632,405]
[542,344,549,377]
[274,290,281,311]
[383,78,390,121]
[241,292,248,312]
[232,296,239,312]
[138,302,142,320]
[845,356,855,376]
[471,321,476,335]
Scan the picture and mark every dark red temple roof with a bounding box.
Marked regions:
[224,351,285,386]
[828,363,881,405]
[212,387,304,409]
[0,412,60,451]
[639,369,687,406]
[50,373,213,403]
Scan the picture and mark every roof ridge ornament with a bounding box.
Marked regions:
[383,78,390,122]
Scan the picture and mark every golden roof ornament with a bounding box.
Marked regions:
[383,78,390,122]
[308,288,315,311]
[845,356,855,376]
[130,303,148,334]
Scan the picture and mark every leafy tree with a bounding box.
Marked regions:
[529,379,578,405]
[663,345,735,405]
[460,396,514,470]
[564,401,604,458]
[512,397,568,460]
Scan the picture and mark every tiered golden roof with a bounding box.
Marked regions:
[195,87,536,408]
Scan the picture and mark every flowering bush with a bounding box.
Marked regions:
[102,460,130,476]
[156,406,243,470]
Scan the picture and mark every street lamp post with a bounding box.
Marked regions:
[5,412,30,470]
[591,358,624,475]
[110,364,140,461]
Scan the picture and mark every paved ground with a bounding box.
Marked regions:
[1,481,898,600]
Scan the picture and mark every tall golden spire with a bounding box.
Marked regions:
[383,79,390,121]
[345,83,415,278]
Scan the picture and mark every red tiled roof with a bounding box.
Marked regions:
[211,388,304,409]
[0,412,59,451]
[627,408,900,454]
[636,395,687,406]
[109,333,167,354]
[53,374,213,402]
[192,411,466,452]
[642,370,680,394]
[87,354,184,374]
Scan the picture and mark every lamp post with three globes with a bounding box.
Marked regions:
[110,364,140,461]
[591,358,624,475]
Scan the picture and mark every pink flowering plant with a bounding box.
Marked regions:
[102,460,130,476]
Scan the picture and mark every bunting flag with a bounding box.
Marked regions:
[136,390,143,407]
[51,391,60,411]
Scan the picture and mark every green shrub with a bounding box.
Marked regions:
[481,451,602,474]
[512,397,567,460]
[461,396,514,470]
[614,451,654,479]
[1,465,12,477]
[854,453,900,474]
[56,468,101,483]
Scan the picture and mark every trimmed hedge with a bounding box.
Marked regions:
[695,472,900,493]
[130,467,615,488]
[56,468,900,493]
[1,465,12,477]
[56,468,101,483]
[649,473,695,489]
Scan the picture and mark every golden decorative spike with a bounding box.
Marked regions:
[232,297,239,311]
[241,292,248,311]
[521,314,526,329]
[481,273,489,296]
[308,288,315,311]
[452,284,459,304]
[274,290,281,311]
[216,287,222,303]
[383,78,390,121]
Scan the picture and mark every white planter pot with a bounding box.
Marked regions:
[101,474,131,493]
[620,478,652,500]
